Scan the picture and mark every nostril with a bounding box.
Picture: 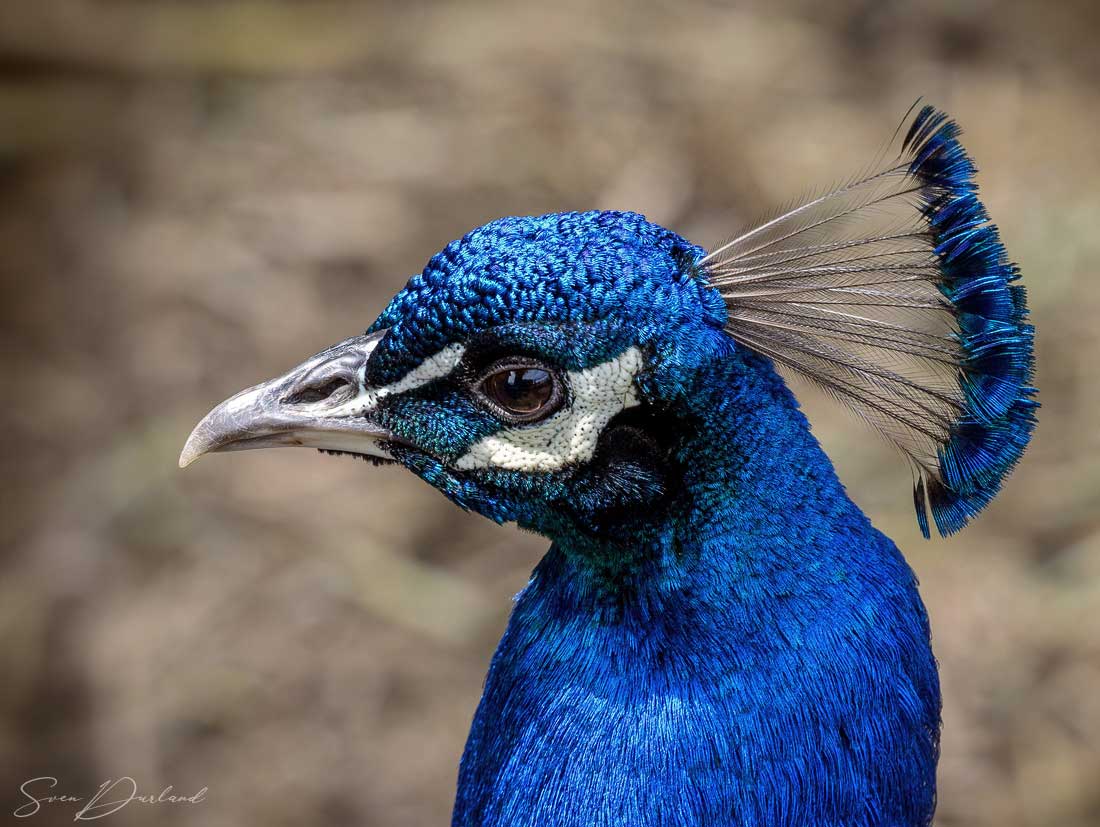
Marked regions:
[284,378,351,405]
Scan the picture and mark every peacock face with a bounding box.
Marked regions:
[181,211,728,538]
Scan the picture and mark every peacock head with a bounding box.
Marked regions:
[181,107,1037,540]
[180,211,732,540]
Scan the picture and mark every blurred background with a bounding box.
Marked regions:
[1,1,1097,825]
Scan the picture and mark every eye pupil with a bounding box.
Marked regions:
[484,367,555,416]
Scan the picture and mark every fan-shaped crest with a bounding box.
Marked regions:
[700,106,1036,537]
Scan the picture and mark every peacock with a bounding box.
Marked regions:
[180,106,1036,827]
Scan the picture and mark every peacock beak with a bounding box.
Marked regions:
[179,329,396,468]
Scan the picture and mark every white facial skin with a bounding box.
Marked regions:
[321,343,468,418]
[455,347,644,472]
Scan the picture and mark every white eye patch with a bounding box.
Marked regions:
[454,347,644,472]
[323,343,467,417]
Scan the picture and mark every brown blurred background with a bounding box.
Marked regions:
[1,1,1097,825]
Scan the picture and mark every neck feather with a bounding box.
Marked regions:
[453,348,941,827]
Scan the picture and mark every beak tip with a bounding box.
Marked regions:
[178,439,200,466]
[179,424,212,469]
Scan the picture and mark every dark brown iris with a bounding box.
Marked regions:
[481,365,559,420]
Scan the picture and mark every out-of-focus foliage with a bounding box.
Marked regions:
[1,2,1097,825]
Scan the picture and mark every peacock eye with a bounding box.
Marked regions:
[478,361,563,423]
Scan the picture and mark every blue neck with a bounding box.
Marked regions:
[452,349,940,827]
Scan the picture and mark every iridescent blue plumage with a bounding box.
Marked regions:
[182,106,1036,827]
[357,210,943,826]
[449,338,941,827]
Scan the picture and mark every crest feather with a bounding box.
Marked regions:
[701,105,1036,537]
